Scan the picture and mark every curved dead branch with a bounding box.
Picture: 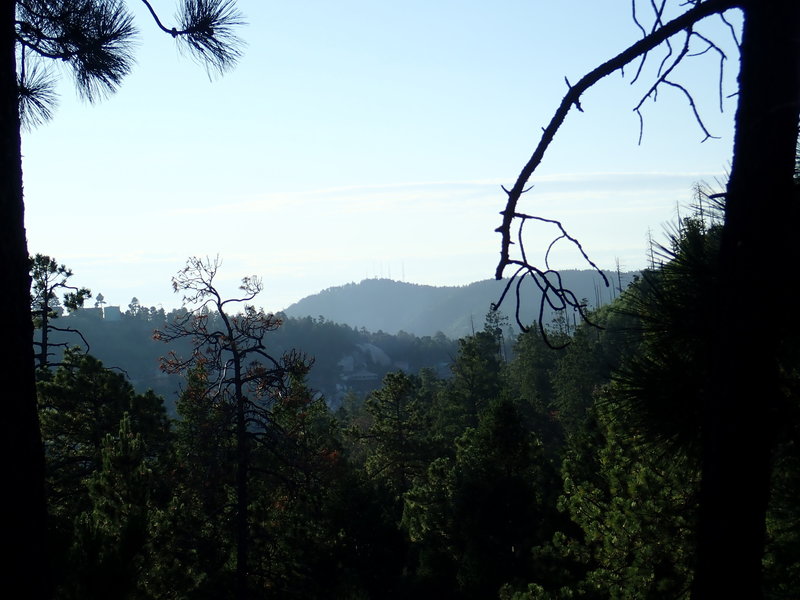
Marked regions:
[495,0,739,282]
[491,213,609,347]
[493,0,739,345]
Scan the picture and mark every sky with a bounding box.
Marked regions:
[21,1,743,313]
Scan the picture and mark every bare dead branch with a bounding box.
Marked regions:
[662,79,720,141]
[632,0,648,39]
[633,30,691,115]
[655,34,675,79]
[45,325,91,355]
[718,11,740,49]
[631,0,672,84]
[688,30,728,111]
[491,213,609,347]
[495,0,738,282]
[637,108,646,144]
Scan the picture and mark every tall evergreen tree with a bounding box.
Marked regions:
[404,399,556,599]
[65,413,155,600]
[434,327,506,440]
[362,372,432,500]
[30,253,91,370]
[3,3,243,595]
[559,400,698,599]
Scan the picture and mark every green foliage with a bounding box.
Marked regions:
[143,362,246,598]
[38,349,169,519]
[30,254,91,321]
[763,434,800,598]
[432,328,506,443]
[65,414,153,600]
[549,306,630,439]
[612,194,724,451]
[507,325,569,452]
[37,349,170,596]
[46,305,457,415]
[30,253,91,369]
[16,0,244,118]
[31,193,800,598]
[509,326,562,417]
[362,372,433,499]
[554,398,698,599]
[150,334,383,598]
[404,399,558,599]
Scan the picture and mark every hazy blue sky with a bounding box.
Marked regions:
[22,1,742,312]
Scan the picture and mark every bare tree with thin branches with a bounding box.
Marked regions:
[155,256,309,600]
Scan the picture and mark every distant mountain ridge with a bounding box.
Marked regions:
[283,270,637,339]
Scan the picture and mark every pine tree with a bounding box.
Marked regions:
[556,399,698,599]
[3,4,243,594]
[362,372,432,500]
[66,414,154,600]
[404,399,556,599]
[30,254,91,371]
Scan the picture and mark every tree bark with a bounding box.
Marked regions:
[693,1,800,597]
[235,364,250,600]
[39,303,48,368]
[0,3,50,598]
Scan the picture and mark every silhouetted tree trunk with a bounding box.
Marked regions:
[229,331,250,600]
[694,2,800,598]
[0,3,49,598]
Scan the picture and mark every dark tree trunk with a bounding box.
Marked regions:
[39,304,48,368]
[235,390,249,600]
[232,350,249,600]
[0,3,50,598]
[693,1,800,598]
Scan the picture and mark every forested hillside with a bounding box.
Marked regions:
[37,306,458,413]
[37,269,632,413]
[29,197,800,599]
[283,271,635,339]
